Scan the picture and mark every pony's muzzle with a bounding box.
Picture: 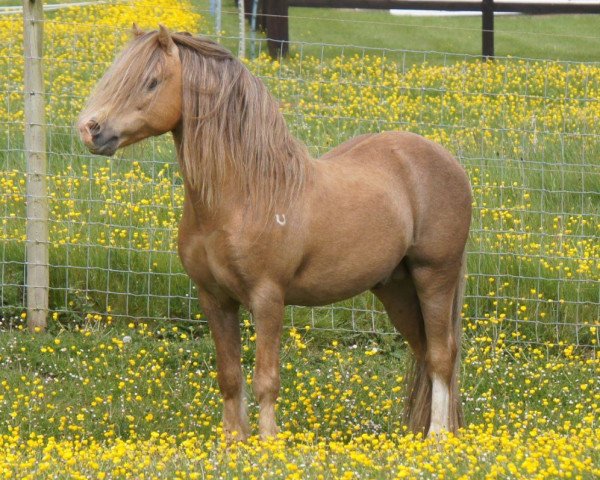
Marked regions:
[78,118,119,156]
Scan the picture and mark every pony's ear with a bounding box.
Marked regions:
[157,24,177,55]
[132,23,144,38]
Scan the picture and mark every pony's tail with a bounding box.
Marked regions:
[448,250,466,432]
[404,250,466,435]
[404,355,431,436]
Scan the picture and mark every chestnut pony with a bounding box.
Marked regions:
[78,26,471,440]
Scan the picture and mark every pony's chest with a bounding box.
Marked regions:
[178,229,247,302]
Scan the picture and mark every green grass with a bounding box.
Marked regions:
[287,10,600,62]
[5,0,600,62]
[2,4,599,346]
[0,6,599,476]
[0,319,597,477]
[196,2,600,62]
[0,319,595,440]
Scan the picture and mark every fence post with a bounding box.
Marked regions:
[215,0,222,38]
[238,0,246,58]
[482,0,494,59]
[267,0,289,58]
[23,0,49,332]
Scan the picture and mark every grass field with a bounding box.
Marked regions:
[288,10,600,61]
[0,1,599,478]
[0,320,598,478]
[200,2,600,62]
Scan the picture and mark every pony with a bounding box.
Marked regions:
[78,25,472,441]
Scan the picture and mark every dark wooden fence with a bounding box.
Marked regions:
[249,0,600,58]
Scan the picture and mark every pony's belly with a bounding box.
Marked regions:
[285,290,371,307]
[284,260,400,307]
[285,284,367,307]
[284,209,411,306]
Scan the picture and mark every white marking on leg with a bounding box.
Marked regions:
[275,214,286,226]
[430,373,450,434]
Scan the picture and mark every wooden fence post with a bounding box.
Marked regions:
[23,0,49,332]
[215,0,222,37]
[238,0,246,57]
[265,0,288,58]
[482,0,494,59]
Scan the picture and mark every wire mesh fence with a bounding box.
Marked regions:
[1,1,598,349]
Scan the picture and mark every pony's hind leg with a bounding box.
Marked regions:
[372,274,426,361]
[199,290,250,442]
[410,259,464,436]
[371,273,430,433]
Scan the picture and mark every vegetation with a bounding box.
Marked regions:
[195,2,600,62]
[287,9,600,62]
[0,319,598,478]
[0,1,598,478]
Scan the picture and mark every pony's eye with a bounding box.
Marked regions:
[147,78,159,91]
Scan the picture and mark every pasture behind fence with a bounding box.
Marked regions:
[1,0,598,350]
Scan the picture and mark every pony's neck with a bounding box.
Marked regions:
[174,42,312,217]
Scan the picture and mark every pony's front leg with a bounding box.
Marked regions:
[199,290,250,442]
[250,285,284,440]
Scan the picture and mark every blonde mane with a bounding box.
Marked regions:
[165,32,311,214]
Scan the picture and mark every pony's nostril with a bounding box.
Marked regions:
[87,119,101,135]
[78,118,102,146]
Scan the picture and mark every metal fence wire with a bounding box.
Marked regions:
[1,2,598,350]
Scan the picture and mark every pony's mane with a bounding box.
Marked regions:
[173,33,311,213]
[133,31,311,214]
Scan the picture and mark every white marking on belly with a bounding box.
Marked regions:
[275,214,286,226]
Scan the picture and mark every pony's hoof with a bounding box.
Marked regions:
[426,427,451,446]
[259,426,280,441]
[225,428,250,444]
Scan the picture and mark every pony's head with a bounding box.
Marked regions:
[79,25,308,213]
[78,25,182,156]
